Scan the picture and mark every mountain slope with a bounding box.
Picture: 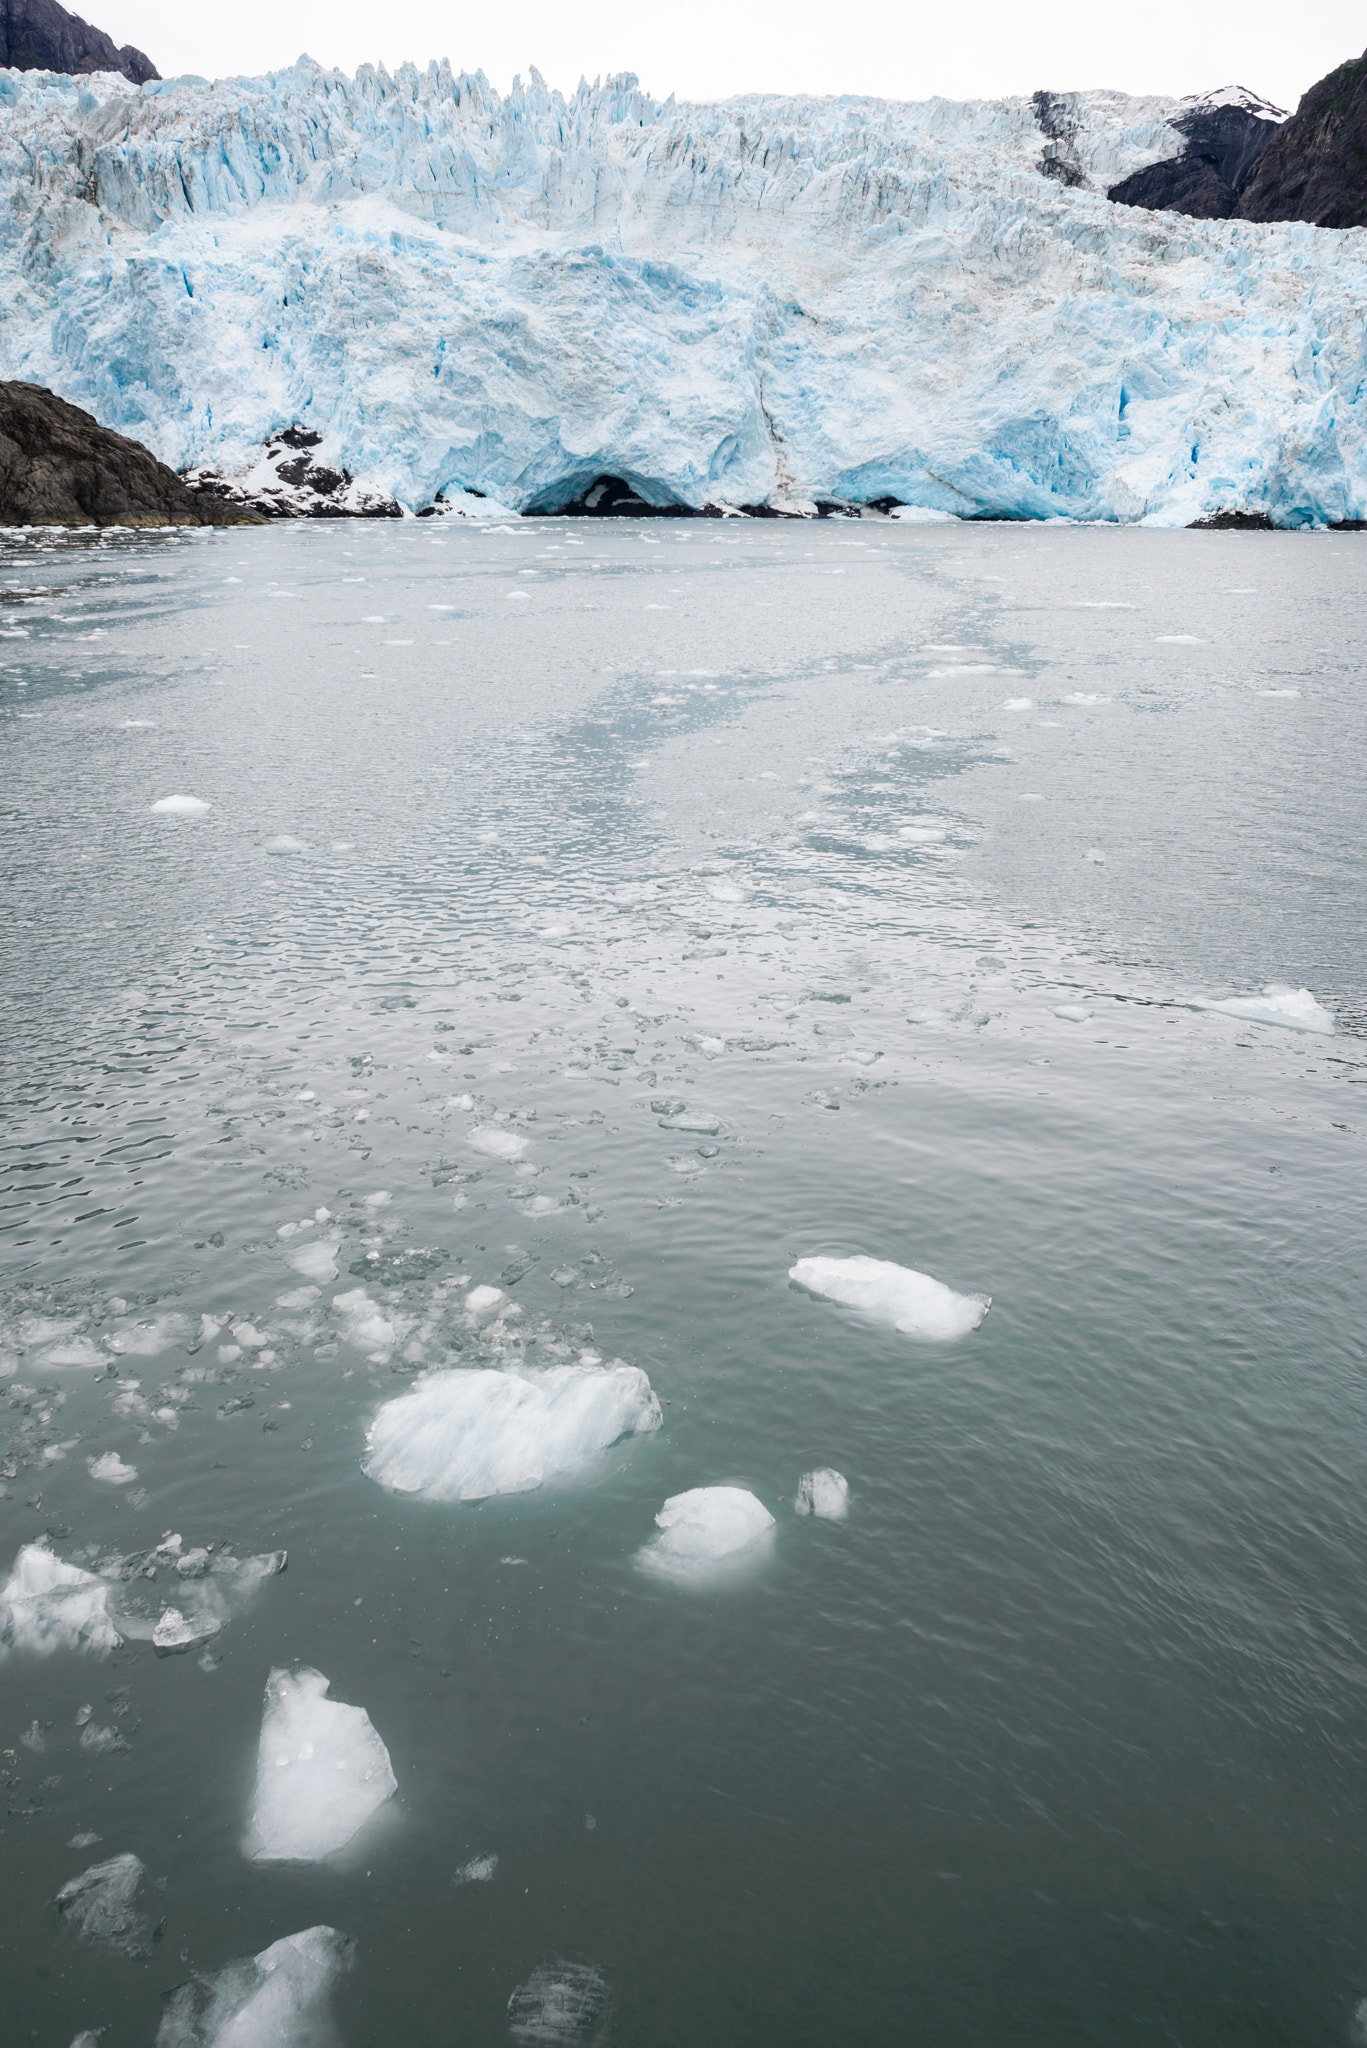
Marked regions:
[0,62,1364,525]
[1107,88,1286,219]
[1238,49,1367,228]
[0,0,157,85]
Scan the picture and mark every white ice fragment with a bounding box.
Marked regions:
[1001,697,1034,709]
[151,795,211,819]
[637,1486,775,1584]
[152,1606,223,1653]
[1054,1004,1092,1022]
[286,1238,339,1283]
[1062,693,1108,705]
[464,1284,506,1321]
[1204,983,1335,1033]
[332,1289,398,1356]
[795,1468,849,1519]
[53,1853,149,1955]
[1154,634,1204,644]
[454,1853,499,1884]
[365,1364,661,1502]
[789,1254,989,1339]
[244,1668,395,1863]
[275,1287,320,1310]
[262,834,307,855]
[37,1337,104,1368]
[468,1126,527,1160]
[1084,847,1107,863]
[0,1546,118,1659]
[154,1924,354,2048]
[508,1961,611,2043]
[87,1453,138,1485]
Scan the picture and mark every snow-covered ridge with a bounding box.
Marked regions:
[1,58,1364,523]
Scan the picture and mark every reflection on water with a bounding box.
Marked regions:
[1,518,1365,2046]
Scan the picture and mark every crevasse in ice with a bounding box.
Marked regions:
[363,1362,662,1501]
[1,62,1365,524]
[244,1667,396,1862]
[789,1255,990,1339]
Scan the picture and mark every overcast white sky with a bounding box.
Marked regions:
[96,1,1363,116]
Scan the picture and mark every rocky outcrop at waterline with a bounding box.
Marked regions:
[0,0,157,83]
[0,382,263,527]
[1236,48,1367,229]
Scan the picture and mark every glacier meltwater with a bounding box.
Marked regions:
[0,60,1365,524]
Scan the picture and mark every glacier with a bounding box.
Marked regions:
[0,58,1365,523]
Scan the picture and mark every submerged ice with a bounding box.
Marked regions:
[245,1666,396,1863]
[156,1924,355,2048]
[789,1255,990,1340]
[53,1852,150,1955]
[508,1960,612,2044]
[0,65,1364,523]
[795,1469,850,1520]
[364,1362,662,1502]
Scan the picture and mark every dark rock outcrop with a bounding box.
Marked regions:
[0,0,157,84]
[1107,91,1286,220]
[1033,90,1086,187]
[0,381,262,526]
[1237,49,1367,228]
[185,429,402,519]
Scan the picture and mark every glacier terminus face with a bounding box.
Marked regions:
[0,60,1365,522]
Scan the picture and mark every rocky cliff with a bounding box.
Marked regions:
[1107,88,1286,219]
[0,0,156,85]
[0,381,260,525]
[1237,49,1367,228]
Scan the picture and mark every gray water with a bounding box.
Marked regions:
[1,516,1365,2047]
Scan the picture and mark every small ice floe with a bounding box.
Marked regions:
[150,1607,223,1654]
[150,795,211,819]
[87,1452,137,1486]
[1054,1004,1092,1022]
[795,1469,849,1520]
[1259,687,1300,698]
[68,2030,103,2046]
[789,1255,989,1339]
[262,834,307,855]
[1062,692,1108,706]
[286,1238,339,1283]
[332,1288,399,1357]
[1001,697,1034,710]
[454,1853,498,1885]
[464,1284,506,1323]
[508,1960,612,2044]
[637,1487,776,1585]
[364,1363,661,1503]
[1154,634,1204,644]
[656,1110,721,1134]
[53,1852,150,1955]
[155,1924,355,2048]
[1084,847,1107,863]
[1202,983,1335,1034]
[244,1667,396,1863]
[0,1545,119,1658]
[469,1126,528,1161]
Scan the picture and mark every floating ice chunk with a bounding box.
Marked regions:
[1204,983,1334,1033]
[469,1126,528,1160]
[637,1486,775,1584]
[53,1853,149,1955]
[365,1363,661,1502]
[464,1284,506,1321]
[275,1287,320,1311]
[0,1544,115,1659]
[244,1667,396,1863]
[446,1092,475,1111]
[1084,847,1107,863]
[1054,1004,1092,1022]
[789,1255,989,1339]
[1017,792,1044,802]
[38,1336,104,1368]
[1001,697,1034,709]
[68,2031,103,2047]
[262,834,307,855]
[151,795,212,819]
[1062,692,1108,705]
[1155,634,1204,644]
[332,1288,398,1356]
[454,1853,498,1884]
[508,1960,612,2044]
[657,1111,721,1134]
[888,505,957,524]
[87,1453,138,1486]
[152,1606,223,1654]
[286,1238,339,1283]
[155,1924,355,2048]
[795,1469,849,1520]
[104,1312,192,1357]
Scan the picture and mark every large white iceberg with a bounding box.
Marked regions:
[636,1486,776,1584]
[0,65,1364,525]
[244,1666,396,1863]
[364,1363,662,1502]
[1203,983,1335,1034]
[156,1924,355,2047]
[789,1255,989,1339]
